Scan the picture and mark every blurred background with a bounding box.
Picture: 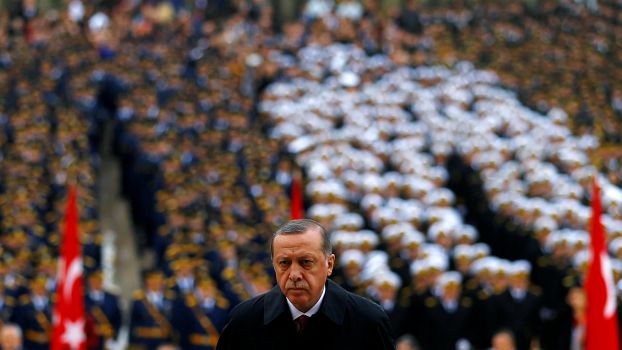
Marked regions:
[0,0,621,349]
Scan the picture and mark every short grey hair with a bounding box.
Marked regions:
[0,323,23,340]
[270,219,332,258]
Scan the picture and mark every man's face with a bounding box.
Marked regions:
[0,328,21,350]
[146,276,164,292]
[377,284,397,302]
[272,229,335,312]
[492,333,515,350]
[442,283,461,302]
[197,284,216,300]
[88,276,103,291]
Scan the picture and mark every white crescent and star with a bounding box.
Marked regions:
[61,319,86,350]
[58,256,86,348]
[63,257,83,301]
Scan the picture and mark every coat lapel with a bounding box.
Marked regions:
[263,280,347,327]
[263,285,289,325]
[320,280,346,326]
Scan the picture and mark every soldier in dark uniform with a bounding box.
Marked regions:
[466,258,507,350]
[129,270,177,350]
[420,271,474,350]
[399,232,426,289]
[204,241,249,307]
[535,235,575,350]
[1,259,26,300]
[331,249,366,294]
[35,256,57,296]
[167,257,196,296]
[492,261,542,350]
[172,278,230,350]
[401,261,437,349]
[12,276,52,350]
[371,271,408,337]
[85,270,122,350]
[0,281,15,330]
[82,223,103,275]
[383,226,411,283]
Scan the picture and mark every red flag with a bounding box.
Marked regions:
[52,187,87,350]
[585,177,620,350]
[290,172,304,219]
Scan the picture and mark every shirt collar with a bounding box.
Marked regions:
[147,291,162,303]
[90,290,104,301]
[286,286,326,320]
[263,280,346,326]
[511,288,526,300]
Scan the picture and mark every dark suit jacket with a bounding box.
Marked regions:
[216,279,395,350]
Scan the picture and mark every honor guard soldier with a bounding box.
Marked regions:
[2,253,28,299]
[13,276,52,350]
[371,271,408,337]
[168,257,196,296]
[492,261,542,350]
[421,271,474,350]
[0,280,15,330]
[85,270,122,350]
[333,248,366,294]
[172,278,230,349]
[129,270,177,350]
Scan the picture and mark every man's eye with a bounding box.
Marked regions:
[301,259,313,266]
[278,261,290,267]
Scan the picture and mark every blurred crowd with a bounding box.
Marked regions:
[0,0,621,350]
[0,1,105,349]
[399,0,622,185]
[1,0,291,349]
[260,32,620,350]
[263,1,622,350]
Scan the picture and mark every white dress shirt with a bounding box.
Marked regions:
[286,286,326,320]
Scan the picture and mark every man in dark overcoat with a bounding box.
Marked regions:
[216,219,395,350]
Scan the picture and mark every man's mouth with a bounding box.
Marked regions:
[289,287,307,291]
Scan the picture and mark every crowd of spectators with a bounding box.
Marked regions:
[0,0,621,350]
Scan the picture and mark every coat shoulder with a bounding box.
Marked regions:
[228,293,267,321]
[344,290,390,321]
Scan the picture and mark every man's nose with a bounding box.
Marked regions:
[289,264,303,281]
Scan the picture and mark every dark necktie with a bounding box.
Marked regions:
[296,315,310,335]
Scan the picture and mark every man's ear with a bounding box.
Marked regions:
[327,254,335,276]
